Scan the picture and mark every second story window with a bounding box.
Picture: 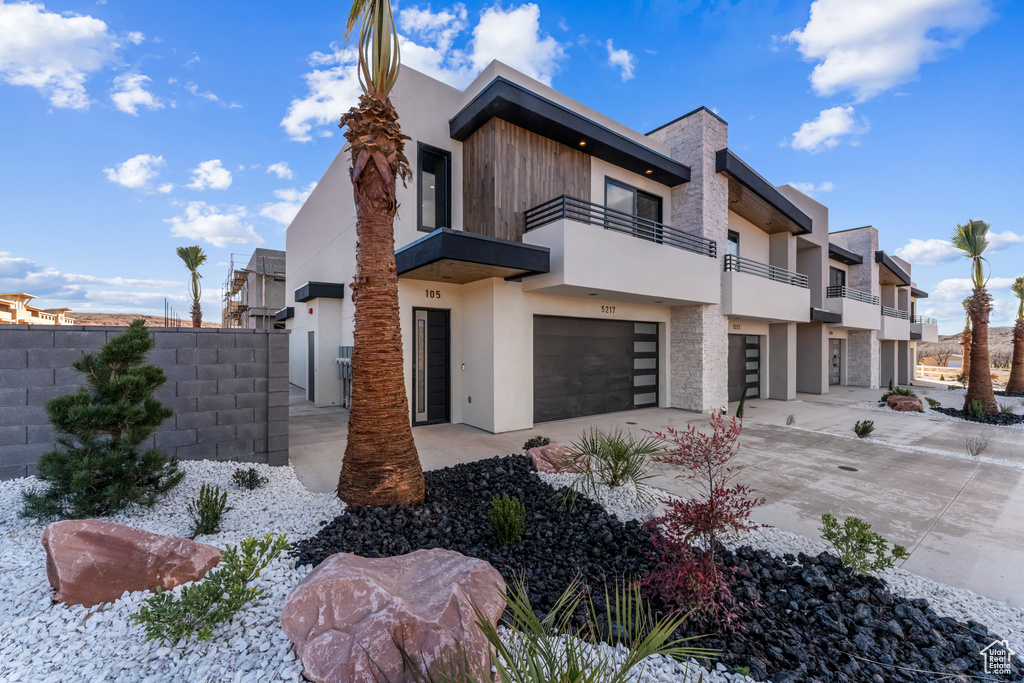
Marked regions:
[727,230,739,257]
[418,143,451,232]
[605,178,662,242]
[829,266,846,288]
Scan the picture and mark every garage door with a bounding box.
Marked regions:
[728,334,760,402]
[533,316,659,423]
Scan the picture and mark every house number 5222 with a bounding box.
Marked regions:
[601,305,616,314]
[425,289,441,299]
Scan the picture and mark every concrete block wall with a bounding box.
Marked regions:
[0,326,289,480]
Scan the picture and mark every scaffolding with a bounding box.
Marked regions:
[221,250,286,329]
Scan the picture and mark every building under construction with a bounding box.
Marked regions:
[222,249,286,329]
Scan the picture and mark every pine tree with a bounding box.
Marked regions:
[22,320,184,521]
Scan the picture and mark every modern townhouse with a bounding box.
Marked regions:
[0,294,76,325]
[281,60,931,434]
[222,248,287,330]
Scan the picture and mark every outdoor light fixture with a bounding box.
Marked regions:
[579,140,586,146]
[588,293,597,296]
[645,169,653,174]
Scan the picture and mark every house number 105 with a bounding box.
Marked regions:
[425,289,441,299]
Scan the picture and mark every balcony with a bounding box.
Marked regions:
[721,255,810,323]
[911,315,939,342]
[521,195,721,305]
[879,306,911,340]
[824,285,880,330]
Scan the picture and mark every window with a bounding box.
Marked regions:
[727,230,739,257]
[604,178,663,242]
[417,143,451,232]
[829,266,846,288]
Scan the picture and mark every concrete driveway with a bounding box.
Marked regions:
[288,384,1024,607]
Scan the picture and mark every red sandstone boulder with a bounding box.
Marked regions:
[887,395,924,412]
[281,548,505,683]
[42,520,221,607]
[527,444,587,474]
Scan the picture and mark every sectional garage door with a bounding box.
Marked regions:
[533,316,659,423]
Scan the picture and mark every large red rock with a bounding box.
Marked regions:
[887,395,924,412]
[42,520,221,607]
[527,444,587,474]
[281,548,505,683]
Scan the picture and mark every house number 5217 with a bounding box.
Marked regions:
[425,289,441,299]
[601,305,616,314]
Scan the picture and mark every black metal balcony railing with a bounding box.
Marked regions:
[723,254,809,288]
[912,315,938,325]
[826,285,880,305]
[523,195,717,258]
[881,306,910,320]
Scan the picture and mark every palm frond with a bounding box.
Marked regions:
[950,220,991,287]
[176,245,207,273]
[1012,277,1024,320]
[345,0,401,99]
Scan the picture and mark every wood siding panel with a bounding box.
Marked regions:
[463,118,589,242]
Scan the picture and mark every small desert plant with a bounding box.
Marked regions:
[852,420,875,438]
[565,427,662,505]
[131,533,287,644]
[926,397,941,409]
[21,320,183,521]
[187,484,230,538]
[231,466,268,490]
[998,399,1017,414]
[966,436,990,458]
[735,387,748,419]
[522,436,550,451]
[939,374,945,381]
[734,666,751,677]
[397,577,716,683]
[948,384,964,391]
[967,399,985,420]
[956,373,969,388]
[785,414,796,426]
[880,380,917,404]
[820,513,909,575]
[487,494,526,545]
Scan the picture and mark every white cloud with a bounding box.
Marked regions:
[187,159,232,190]
[185,80,219,102]
[126,31,145,45]
[111,72,163,115]
[281,3,566,141]
[166,202,264,248]
[787,181,834,197]
[266,162,294,180]
[786,0,992,101]
[605,40,636,82]
[158,183,174,194]
[0,1,121,109]
[259,182,317,225]
[790,105,868,153]
[896,231,1024,265]
[183,53,199,67]
[103,153,165,190]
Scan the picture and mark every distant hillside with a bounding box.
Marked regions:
[918,326,1014,367]
[72,313,220,328]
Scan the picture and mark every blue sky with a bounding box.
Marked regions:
[0,0,1020,333]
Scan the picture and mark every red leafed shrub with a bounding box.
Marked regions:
[641,413,765,629]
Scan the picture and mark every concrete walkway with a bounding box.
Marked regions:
[288,384,1024,607]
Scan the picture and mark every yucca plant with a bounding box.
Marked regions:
[176,245,207,328]
[563,427,663,506]
[1007,277,1024,396]
[394,577,716,683]
[951,220,998,414]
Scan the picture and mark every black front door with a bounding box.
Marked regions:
[830,339,843,386]
[728,334,760,402]
[413,309,450,425]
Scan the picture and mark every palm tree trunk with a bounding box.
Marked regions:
[960,327,971,378]
[337,94,425,507]
[190,300,202,328]
[1007,319,1024,396]
[963,287,999,414]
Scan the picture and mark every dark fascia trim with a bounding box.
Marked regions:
[910,331,923,340]
[294,281,346,303]
[911,286,929,299]
[811,307,842,324]
[646,105,728,135]
[274,307,295,322]
[874,251,912,287]
[449,77,690,187]
[396,228,550,278]
[715,149,813,235]
[828,242,863,265]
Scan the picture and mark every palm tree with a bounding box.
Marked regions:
[951,220,998,414]
[960,297,971,379]
[335,0,425,506]
[175,246,207,328]
[1007,277,1024,395]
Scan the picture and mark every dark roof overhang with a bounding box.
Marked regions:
[274,307,294,322]
[397,228,550,284]
[875,252,912,287]
[828,242,863,265]
[449,77,690,187]
[716,149,812,235]
[295,282,346,303]
[811,307,842,324]
[911,287,928,299]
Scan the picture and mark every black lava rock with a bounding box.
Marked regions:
[932,406,1024,426]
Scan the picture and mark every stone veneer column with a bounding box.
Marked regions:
[847,330,880,388]
[648,109,729,412]
[830,227,881,388]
